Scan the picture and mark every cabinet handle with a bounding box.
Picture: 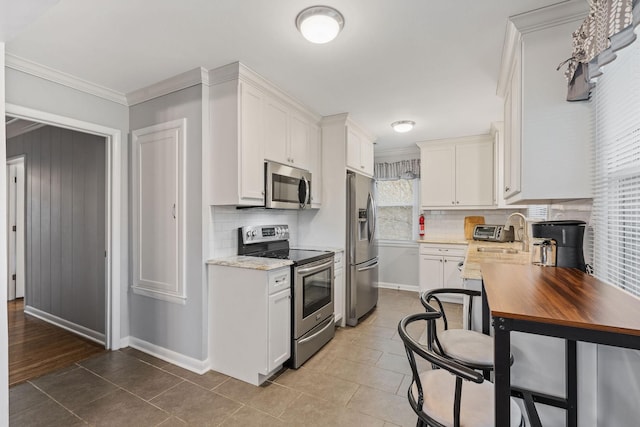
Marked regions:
[451,201,455,205]
[172,203,176,219]
[456,201,459,204]
[505,186,510,192]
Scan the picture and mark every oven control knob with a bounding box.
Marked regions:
[276,227,282,236]
[251,230,257,237]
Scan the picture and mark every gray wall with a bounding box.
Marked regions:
[5,67,130,340]
[8,125,106,334]
[129,84,206,361]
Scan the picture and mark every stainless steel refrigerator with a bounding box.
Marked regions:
[346,171,379,326]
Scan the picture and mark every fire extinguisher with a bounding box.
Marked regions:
[419,214,425,238]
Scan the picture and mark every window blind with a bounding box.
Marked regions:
[592,26,640,296]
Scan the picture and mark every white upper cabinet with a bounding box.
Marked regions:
[209,62,321,206]
[264,97,312,170]
[497,2,592,204]
[346,123,375,177]
[418,136,495,209]
[308,124,322,207]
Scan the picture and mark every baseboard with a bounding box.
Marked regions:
[377,281,419,293]
[127,336,210,375]
[24,305,105,345]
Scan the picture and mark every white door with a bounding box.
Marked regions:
[268,289,291,372]
[7,157,25,301]
[132,119,185,301]
[421,145,455,207]
[419,255,443,294]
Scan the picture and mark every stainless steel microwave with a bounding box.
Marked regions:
[265,161,312,209]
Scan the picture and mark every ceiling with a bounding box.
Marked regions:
[4,0,572,150]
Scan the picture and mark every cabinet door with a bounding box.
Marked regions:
[443,256,464,289]
[504,49,522,199]
[289,114,310,170]
[456,140,494,206]
[421,145,455,207]
[360,139,374,177]
[346,128,362,171]
[309,124,322,207]
[263,96,289,165]
[132,119,184,301]
[268,289,291,372]
[419,255,443,294]
[240,83,266,201]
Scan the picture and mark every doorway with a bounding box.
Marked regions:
[4,103,124,351]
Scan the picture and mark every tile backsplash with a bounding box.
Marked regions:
[209,206,299,258]
[421,208,524,238]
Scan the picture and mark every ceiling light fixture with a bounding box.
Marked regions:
[391,120,416,133]
[296,6,344,44]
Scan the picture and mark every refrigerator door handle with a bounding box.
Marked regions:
[357,258,379,272]
[367,192,377,242]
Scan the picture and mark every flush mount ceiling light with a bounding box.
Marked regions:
[391,120,416,133]
[296,5,344,44]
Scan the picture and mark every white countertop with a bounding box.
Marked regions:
[207,256,293,271]
[461,240,532,280]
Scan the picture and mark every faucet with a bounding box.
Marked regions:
[507,212,529,252]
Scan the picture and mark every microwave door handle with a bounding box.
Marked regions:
[299,176,309,209]
[304,176,310,206]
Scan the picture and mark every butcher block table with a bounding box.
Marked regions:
[480,263,640,427]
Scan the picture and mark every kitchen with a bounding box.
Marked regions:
[2,0,640,426]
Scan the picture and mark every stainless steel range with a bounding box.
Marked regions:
[238,224,335,368]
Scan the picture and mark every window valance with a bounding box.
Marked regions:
[563,0,639,101]
[374,159,420,181]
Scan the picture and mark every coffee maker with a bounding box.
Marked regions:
[531,220,586,271]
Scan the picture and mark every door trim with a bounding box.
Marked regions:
[6,155,25,301]
[5,103,123,350]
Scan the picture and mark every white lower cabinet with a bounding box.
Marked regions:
[419,244,466,302]
[333,251,344,326]
[209,265,291,385]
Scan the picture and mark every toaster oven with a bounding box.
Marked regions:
[472,224,515,242]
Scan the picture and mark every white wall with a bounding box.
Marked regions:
[1,41,10,427]
[129,84,207,363]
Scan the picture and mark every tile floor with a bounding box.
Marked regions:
[9,288,462,426]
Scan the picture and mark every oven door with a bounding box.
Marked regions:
[293,256,334,338]
[265,161,311,209]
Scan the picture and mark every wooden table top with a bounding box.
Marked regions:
[481,263,640,337]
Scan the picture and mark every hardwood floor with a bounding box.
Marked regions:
[8,299,106,386]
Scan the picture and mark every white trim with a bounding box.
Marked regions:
[416,133,491,147]
[377,281,419,293]
[126,67,210,106]
[127,336,210,374]
[1,42,9,427]
[510,0,588,34]
[5,103,123,350]
[24,305,105,345]
[131,286,186,305]
[6,155,25,301]
[5,53,128,106]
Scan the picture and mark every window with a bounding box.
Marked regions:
[592,26,640,296]
[375,179,420,241]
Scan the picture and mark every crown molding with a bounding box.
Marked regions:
[511,0,588,34]
[210,61,322,123]
[415,133,491,149]
[374,146,420,159]
[496,1,589,97]
[126,67,209,106]
[5,53,128,106]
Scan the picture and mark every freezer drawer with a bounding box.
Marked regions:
[347,257,379,326]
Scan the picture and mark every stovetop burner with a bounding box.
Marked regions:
[238,225,333,265]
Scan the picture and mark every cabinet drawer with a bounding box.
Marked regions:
[419,243,466,257]
[268,269,290,295]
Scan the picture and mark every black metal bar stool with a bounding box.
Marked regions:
[398,312,524,427]
[421,288,514,377]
